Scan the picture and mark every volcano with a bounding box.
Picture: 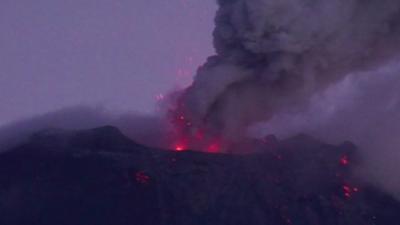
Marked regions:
[0,126,399,225]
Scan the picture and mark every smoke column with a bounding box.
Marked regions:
[173,0,400,199]
[179,0,400,140]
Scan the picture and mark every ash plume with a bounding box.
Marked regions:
[180,0,400,139]
[176,0,400,199]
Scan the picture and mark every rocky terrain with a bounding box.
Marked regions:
[0,126,399,225]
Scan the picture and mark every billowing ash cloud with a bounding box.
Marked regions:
[177,0,400,199]
[180,0,400,139]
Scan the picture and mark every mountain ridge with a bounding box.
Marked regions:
[0,126,399,225]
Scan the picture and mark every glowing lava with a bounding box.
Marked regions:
[340,155,349,166]
[135,171,151,185]
[174,144,187,151]
[343,184,359,199]
[207,142,220,153]
[169,105,223,153]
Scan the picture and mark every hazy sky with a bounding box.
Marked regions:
[0,0,216,125]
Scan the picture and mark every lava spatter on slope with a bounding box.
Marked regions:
[169,105,225,153]
[0,126,399,225]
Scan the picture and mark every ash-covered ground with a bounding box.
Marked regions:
[0,126,399,225]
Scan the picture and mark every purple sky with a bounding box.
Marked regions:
[0,0,216,125]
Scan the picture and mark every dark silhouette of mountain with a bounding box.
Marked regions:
[0,126,399,225]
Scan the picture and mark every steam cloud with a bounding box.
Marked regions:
[0,106,171,151]
[180,0,400,139]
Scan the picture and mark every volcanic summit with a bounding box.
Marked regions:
[0,126,399,225]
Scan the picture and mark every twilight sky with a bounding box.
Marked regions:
[0,0,216,126]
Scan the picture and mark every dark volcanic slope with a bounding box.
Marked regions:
[0,126,399,225]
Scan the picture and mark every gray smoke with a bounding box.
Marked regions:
[249,59,400,199]
[179,0,400,199]
[181,0,400,139]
